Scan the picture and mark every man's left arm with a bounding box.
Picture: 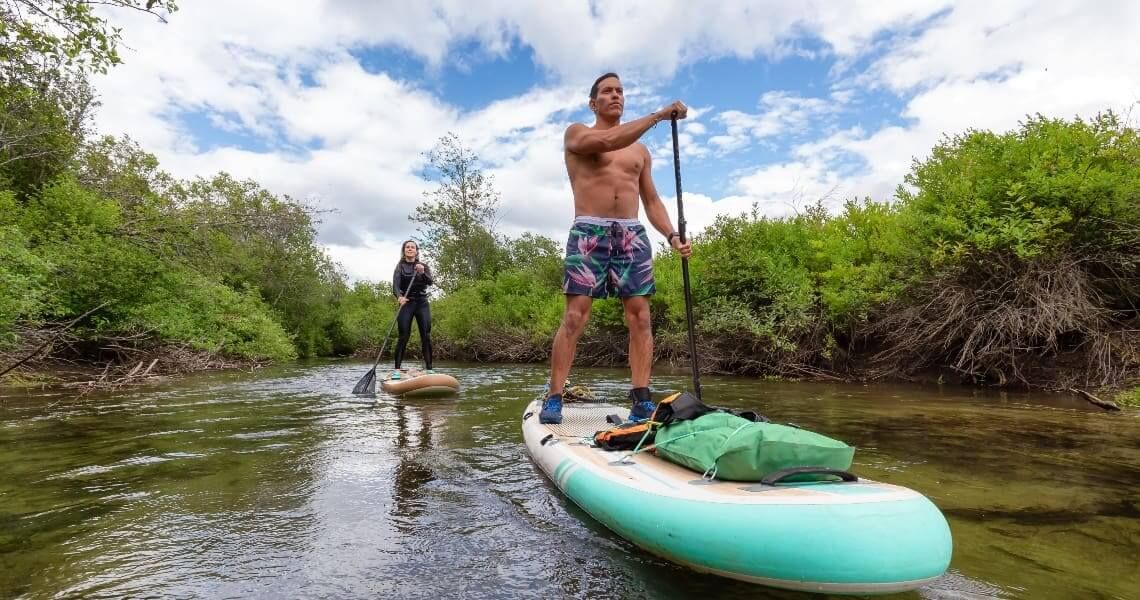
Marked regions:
[638,145,692,257]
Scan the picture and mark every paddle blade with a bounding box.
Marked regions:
[352,367,378,395]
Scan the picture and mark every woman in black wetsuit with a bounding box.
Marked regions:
[390,239,434,378]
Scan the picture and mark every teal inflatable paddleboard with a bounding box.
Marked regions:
[522,400,953,595]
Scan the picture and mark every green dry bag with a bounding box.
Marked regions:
[654,412,855,482]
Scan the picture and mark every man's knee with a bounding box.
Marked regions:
[561,305,590,334]
[624,302,652,333]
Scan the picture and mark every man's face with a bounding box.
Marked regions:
[591,77,624,119]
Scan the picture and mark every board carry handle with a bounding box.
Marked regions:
[760,467,859,486]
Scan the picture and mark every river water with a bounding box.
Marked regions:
[1,361,1137,599]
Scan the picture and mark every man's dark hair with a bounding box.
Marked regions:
[590,72,620,99]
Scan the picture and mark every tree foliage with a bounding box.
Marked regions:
[1,136,364,362]
[0,63,95,195]
[1,0,174,196]
[1,0,178,75]
[413,132,504,291]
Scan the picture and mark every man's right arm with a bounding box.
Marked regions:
[565,101,687,155]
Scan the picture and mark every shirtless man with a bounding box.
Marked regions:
[540,72,692,425]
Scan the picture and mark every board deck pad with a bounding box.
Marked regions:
[540,403,626,438]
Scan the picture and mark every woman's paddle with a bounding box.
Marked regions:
[670,111,702,400]
[352,272,418,395]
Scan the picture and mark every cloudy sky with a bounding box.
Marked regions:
[92,0,1140,282]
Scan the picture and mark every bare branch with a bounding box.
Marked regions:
[0,302,110,378]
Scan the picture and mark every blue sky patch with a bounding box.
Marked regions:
[175,108,275,154]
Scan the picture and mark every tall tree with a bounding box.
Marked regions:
[1,0,177,194]
[413,132,504,291]
[0,68,94,194]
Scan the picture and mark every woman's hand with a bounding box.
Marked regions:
[414,263,425,274]
[398,296,409,305]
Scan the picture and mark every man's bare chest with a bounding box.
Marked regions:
[591,147,643,172]
[568,147,643,178]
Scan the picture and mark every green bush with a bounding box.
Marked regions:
[335,281,401,350]
[126,271,296,361]
[1113,387,1140,408]
[0,192,49,338]
[677,198,908,365]
[899,112,1140,270]
[20,176,163,324]
[875,111,1140,384]
[434,267,564,347]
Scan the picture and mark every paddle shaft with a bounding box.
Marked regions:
[368,271,418,371]
[670,113,702,400]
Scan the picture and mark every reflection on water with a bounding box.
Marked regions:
[391,402,437,526]
[1,361,1137,599]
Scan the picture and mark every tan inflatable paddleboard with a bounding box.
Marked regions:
[380,368,459,397]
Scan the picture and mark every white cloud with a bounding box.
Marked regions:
[708,135,748,153]
[685,122,708,136]
[324,236,406,284]
[711,0,1140,214]
[649,192,753,243]
[485,122,578,242]
[88,0,1139,282]
[711,90,847,154]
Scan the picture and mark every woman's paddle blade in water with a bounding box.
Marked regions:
[352,272,417,395]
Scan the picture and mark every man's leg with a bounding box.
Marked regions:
[545,220,608,424]
[621,295,653,387]
[541,294,593,424]
[550,295,593,395]
[613,222,657,420]
[622,295,656,420]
